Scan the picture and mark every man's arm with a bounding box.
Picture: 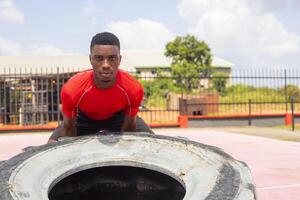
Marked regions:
[47,115,76,143]
[121,115,137,132]
[61,114,77,137]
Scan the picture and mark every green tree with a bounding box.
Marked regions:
[279,84,300,101]
[165,35,212,92]
[140,73,177,108]
[211,72,229,96]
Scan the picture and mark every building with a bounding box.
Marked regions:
[126,51,234,78]
[0,52,234,125]
[0,51,234,75]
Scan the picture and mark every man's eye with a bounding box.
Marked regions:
[108,56,117,61]
[95,56,104,61]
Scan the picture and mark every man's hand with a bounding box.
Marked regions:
[61,114,77,137]
[121,115,137,132]
[47,138,57,144]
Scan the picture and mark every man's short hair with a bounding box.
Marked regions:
[90,32,120,51]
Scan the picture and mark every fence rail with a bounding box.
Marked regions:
[0,68,299,126]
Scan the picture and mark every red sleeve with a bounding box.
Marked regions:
[124,85,144,117]
[61,84,76,119]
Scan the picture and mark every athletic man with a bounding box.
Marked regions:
[48,32,153,143]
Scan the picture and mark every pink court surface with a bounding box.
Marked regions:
[1,127,300,200]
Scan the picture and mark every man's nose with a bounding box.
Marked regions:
[101,58,111,67]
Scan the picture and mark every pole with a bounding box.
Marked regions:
[291,97,295,131]
[248,99,252,126]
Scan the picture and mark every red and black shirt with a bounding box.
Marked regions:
[61,69,143,120]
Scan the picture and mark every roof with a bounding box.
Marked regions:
[211,57,234,68]
[122,51,234,68]
[0,51,234,74]
[122,50,234,69]
[0,55,91,74]
[121,50,171,68]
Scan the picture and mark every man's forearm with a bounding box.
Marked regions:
[61,125,77,137]
[121,116,137,132]
[61,117,77,137]
[121,123,136,132]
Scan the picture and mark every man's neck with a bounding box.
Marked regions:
[94,79,116,89]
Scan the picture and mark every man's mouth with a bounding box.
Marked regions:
[99,72,113,80]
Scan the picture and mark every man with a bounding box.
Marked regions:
[48,32,153,143]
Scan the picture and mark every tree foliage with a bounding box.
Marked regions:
[211,72,229,96]
[278,84,300,101]
[165,35,212,91]
[139,70,180,108]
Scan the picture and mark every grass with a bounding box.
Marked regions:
[277,123,300,131]
[209,126,300,143]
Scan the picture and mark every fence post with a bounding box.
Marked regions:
[180,75,183,99]
[284,69,288,113]
[291,97,295,131]
[178,115,188,128]
[3,68,7,124]
[179,75,187,115]
[56,67,60,123]
[248,99,252,126]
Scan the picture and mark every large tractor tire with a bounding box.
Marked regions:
[0,133,256,200]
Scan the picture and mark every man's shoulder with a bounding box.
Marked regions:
[62,69,92,94]
[69,69,92,82]
[118,70,142,90]
[117,70,144,105]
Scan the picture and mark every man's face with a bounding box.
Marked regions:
[90,45,121,89]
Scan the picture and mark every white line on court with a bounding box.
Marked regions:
[257,184,300,190]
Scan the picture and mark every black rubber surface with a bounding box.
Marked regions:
[49,166,185,200]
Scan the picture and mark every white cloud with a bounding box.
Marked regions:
[178,0,300,66]
[0,36,22,55]
[27,45,65,56]
[106,18,174,50]
[81,0,96,17]
[0,36,67,55]
[81,0,98,27]
[0,0,24,23]
[248,0,300,11]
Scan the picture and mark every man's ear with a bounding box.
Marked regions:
[89,54,92,65]
[118,55,122,66]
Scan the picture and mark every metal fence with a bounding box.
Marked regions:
[0,68,299,126]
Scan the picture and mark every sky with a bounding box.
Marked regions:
[0,0,300,69]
